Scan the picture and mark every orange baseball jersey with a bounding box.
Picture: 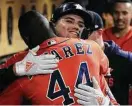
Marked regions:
[0,37,110,105]
[103,27,132,51]
[0,51,28,69]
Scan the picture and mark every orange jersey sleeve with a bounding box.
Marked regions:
[0,51,28,69]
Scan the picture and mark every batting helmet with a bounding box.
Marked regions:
[51,2,92,28]
[80,11,104,39]
[88,11,104,31]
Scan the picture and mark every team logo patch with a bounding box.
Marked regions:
[25,61,34,72]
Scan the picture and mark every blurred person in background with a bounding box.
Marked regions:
[103,0,132,51]
[102,0,132,104]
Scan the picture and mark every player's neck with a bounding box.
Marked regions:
[112,26,131,38]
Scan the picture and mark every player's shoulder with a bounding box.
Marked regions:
[68,38,96,44]
[65,38,84,45]
[66,38,102,51]
[84,39,101,48]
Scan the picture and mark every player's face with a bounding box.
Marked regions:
[55,14,85,38]
[112,2,132,30]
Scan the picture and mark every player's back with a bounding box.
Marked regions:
[16,37,109,105]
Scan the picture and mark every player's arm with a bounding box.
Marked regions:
[104,40,132,83]
[104,40,132,61]
[0,45,59,76]
[0,51,58,94]
[14,51,59,76]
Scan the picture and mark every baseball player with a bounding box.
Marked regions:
[79,10,132,105]
[103,0,132,52]
[0,3,116,105]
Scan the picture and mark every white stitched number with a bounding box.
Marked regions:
[47,62,92,105]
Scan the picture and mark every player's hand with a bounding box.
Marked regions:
[74,77,110,105]
[14,51,58,76]
[89,30,105,50]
